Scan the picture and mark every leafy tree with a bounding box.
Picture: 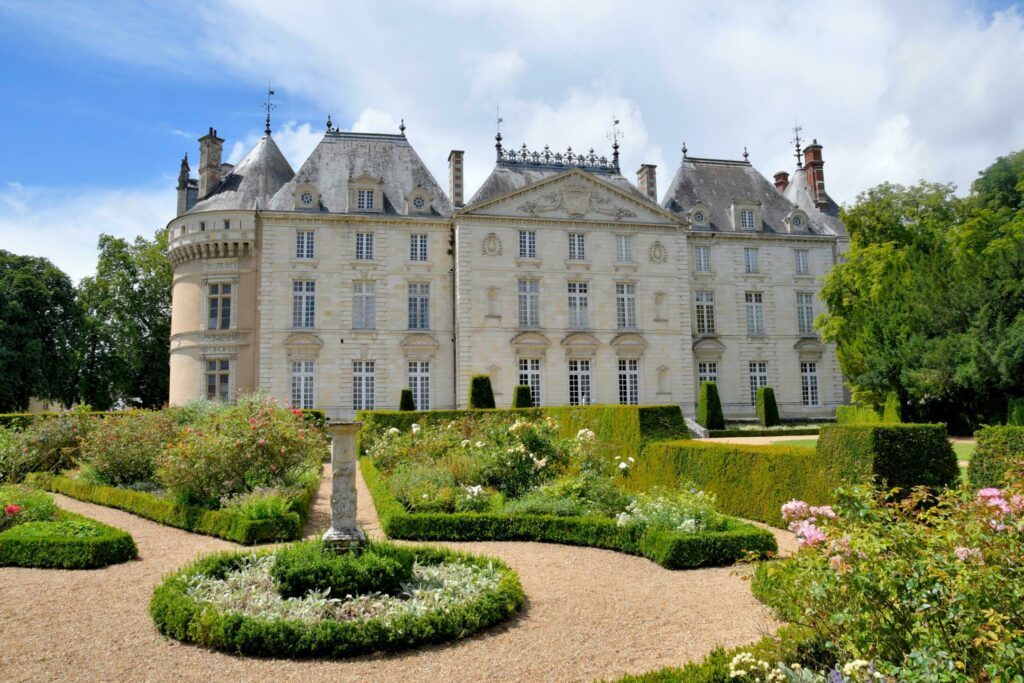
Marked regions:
[0,251,81,411]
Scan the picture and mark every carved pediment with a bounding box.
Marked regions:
[561,331,600,358]
[400,333,439,360]
[517,182,638,221]
[610,332,647,358]
[692,336,726,358]
[284,332,322,360]
[793,337,825,359]
[510,331,551,355]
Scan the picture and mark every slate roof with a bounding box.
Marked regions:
[783,167,845,236]
[187,135,295,213]
[662,156,841,236]
[268,131,452,217]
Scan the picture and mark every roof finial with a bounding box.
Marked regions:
[262,83,276,136]
[399,118,406,136]
[682,142,688,159]
[792,121,804,168]
[326,114,333,132]
[743,146,749,162]
[607,116,622,171]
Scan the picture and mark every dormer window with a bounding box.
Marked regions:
[688,203,711,229]
[405,188,433,215]
[349,174,384,214]
[357,190,375,210]
[785,209,810,233]
[730,199,761,231]
[294,182,320,210]
[740,210,755,230]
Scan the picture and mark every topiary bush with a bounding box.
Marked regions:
[696,382,724,430]
[469,375,496,409]
[755,387,780,427]
[271,541,414,599]
[399,389,415,411]
[835,405,880,424]
[817,423,959,494]
[970,425,1024,489]
[882,391,902,423]
[1008,397,1024,426]
[511,384,533,408]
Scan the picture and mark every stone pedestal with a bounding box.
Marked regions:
[322,421,366,553]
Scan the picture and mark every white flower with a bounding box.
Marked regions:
[386,427,400,435]
[628,457,635,463]
[576,428,595,441]
[619,461,629,470]
[475,440,485,448]
[464,485,484,498]
[411,423,421,434]
[461,439,471,447]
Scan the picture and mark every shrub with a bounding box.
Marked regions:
[502,472,630,517]
[0,484,58,532]
[817,423,959,494]
[80,410,176,486]
[835,405,880,424]
[696,382,724,430]
[753,485,1024,679]
[0,510,137,569]
[1008,397,1024,426]
[635,441,836,527]
[271,541,415,599]
[970,425,1024,489]
[399,389,415,411]
[469,375,496,409]
[511,384,533,408]
[882,391,902,422]
[616,489,726,534]
[2,406,94,481]
[755,387,780,427]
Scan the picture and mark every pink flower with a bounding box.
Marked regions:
[794,520,827,547]
[270,464,278,474]
[955,546,982,562]
[781,499,811,522]
[810,505,836,519]
[829,555,848,571]
[1010,495,1024,513]
[978,488,1004,501]
[292,409,303,417]
[4,504,21,515]
[257,438,267,446]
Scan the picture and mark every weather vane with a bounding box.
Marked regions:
[496,101,504,135]
[262,83,276,136]
[607,116,623,169]
[792,121,804,167]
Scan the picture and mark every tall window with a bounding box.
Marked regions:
[518,358,542,405]
[697,361,718,385]
[518,279,540,328]
[795,249,810,275]
[740,209,756,230]
[352,360,375,411]
[207,283,232,330]
[519,230,537,258]
[353,282,376,330]
[801,361,820,407]
[568,232,586,260]
[567,282,589,329]
[356,189,375,210]
[618,359,639,405]
[292,280,315,328]
[694,245,711,273]
[749,361,768,405]
[744,247,760,273]
[568,359,592,405]
[410,234,428,262]
[745,291,765,335]
[205,359,230,401]
[695,291,715,334]
[408,361,430,410]
[616,235,633,262]
[797,292,815,335]
[355,232,374,260]
[291,361,315,409]
[407,283,430,330]
[296,230,315,259]
[223,219,230,230]
[616,283,637,329]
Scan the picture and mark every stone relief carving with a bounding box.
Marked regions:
[486,287,500,316]
[649,241,668,263]
[482,233,503,256]
[516,185,638,221]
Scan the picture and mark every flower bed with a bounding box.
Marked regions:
[360,414,776,569]
[0,485,136,568]
[150,540,524,658]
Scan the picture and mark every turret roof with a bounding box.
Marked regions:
[187,135,295,213]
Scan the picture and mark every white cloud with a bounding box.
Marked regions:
[0,181,173,283]
[466,50,526,99]
[226,120,322,171]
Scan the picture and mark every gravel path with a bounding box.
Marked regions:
[0,468,792,683]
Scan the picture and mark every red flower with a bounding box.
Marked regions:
[292,408,304,417]
[5,504,21,515]
[270,464,278,473]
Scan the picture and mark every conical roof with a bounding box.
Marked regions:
[188,135,295,213]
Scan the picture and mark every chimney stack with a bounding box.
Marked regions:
[198,127,225,200]
[448,150,465,208]
[636,164,658,202]
[802,139,828,210]
[176,155,190,216]
[773,171,790,193]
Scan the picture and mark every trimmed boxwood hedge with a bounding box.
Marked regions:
[0,408,328,430]
[636,441,836,529]
[970,425,1024,489]
[707,427,821,438]
[37,470,319,545]
[755,387,781,427]
[360,456,776,569]
[835,405,881,424]
[696,382,725,430]
[149,541,525,659]
[0,509,137,569]
[358,404,688,459]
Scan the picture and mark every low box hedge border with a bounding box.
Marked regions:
[360,456,777,569]
[35,470,320,545]
[0,509,137,569]
[706,427,821,438]
[149,542,525,659]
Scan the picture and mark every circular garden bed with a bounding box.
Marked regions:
[150,539,524,658]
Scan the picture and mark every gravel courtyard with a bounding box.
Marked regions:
[0,468,793,682]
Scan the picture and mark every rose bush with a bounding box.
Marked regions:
[80,410,176,487]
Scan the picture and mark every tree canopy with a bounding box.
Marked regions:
[819,150,1024,430]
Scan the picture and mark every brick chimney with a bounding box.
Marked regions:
[802,139,828,210]
[636,164,657,201]
[198,127,225,200]
[448,150,465,208]
[773,171,790,193]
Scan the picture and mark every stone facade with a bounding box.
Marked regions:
[167,122,847,420]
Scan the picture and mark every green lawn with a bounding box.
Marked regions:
[953,441,975,461]
[770,438,818,449]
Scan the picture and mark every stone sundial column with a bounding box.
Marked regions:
[321,421,366,552]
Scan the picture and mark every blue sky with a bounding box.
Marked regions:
[1,0,1022,281]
